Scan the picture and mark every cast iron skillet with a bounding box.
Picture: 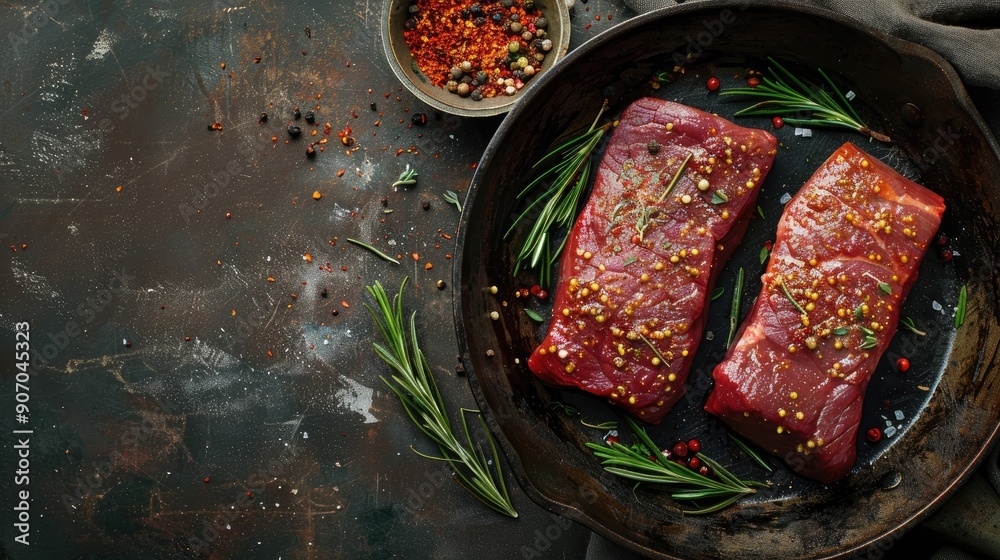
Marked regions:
[454,2,1000,558]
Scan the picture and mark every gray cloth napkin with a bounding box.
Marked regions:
[621,0,1000,88]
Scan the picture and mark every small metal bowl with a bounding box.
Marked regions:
[381,0,571,117]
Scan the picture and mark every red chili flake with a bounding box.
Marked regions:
[896,357,910,372]
[936,233,948,246]
[706,77,720,92]
[124,341,132,348]
[253,56,261,63]
[687,439,701,453]
[203,477,211,483]
[185,336,191,341]
[747,76,761,88]
[225,212,232,219]
[267,350,273,357]
[941,249,953,262]
[81,108,88,116]
[772,116,784,129]
[246,492,254,499]
[585,23,592,29]
[341,300,350,308]
[160,306,166,310]
[631,234,641,244]
[301,50,307,55]
[672,441,689,458]
[866,427,882,442]
[605,435,619,445]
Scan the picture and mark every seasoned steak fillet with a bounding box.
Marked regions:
[705,142,945,483]
[527,98,777,424]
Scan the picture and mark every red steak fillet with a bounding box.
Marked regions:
[705,142,945,483]
[528,98,777,424]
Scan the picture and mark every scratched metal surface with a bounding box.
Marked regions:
[0,0,632,558]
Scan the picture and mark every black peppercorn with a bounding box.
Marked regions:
[258,112,268,123]
[422,201,431,210]
[405,17,418,29]
[474,16,486,26]
[491,13,502,23]
[293,108,301,119]
[304,111,315,124]
[287,125,301,138]
[411,113,427,126]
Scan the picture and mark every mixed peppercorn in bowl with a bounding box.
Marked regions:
[382,0,570,116]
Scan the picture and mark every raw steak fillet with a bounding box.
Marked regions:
[705,142,945,483]
[528,98,777,424]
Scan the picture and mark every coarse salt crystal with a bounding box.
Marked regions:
[845,90,856,100]
[884,426,897,437]
[932,300,943,312]
[780,192,792,204]
[894,410,904,421]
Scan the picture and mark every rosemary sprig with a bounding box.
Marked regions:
[878,282,892,295]
[443,190,463,212]
[392,165,418,189]
[900,316,926,336]
[711,287,724,301]
[722,57,891,143]
[506,102,611,285]
[955,285,968,327]
[365,279,518,517]
[347,238,400,265]
[728,267,744,348]
[638,333,669,365]
[586,418,767,514]
[759,246,770,265]
[727,434,773,473]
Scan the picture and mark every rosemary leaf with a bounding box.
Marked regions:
[347,238,400,265]
[711,190,728,204]
[524,308,545,322]
[547,401,581,416]
[900,316,926,336]
[956,285,967,327]
[638,333,669,365]
[832,327,848,336]
[878,282,892,295]
[392,165,418,188]
[756,206,766,220]
[712,287,725,301]
[759,246,770,265]
[727,434,774,473]
[581,420,618,430]
[657,153,693,203]
[728,267,744,348]
[443,190,463,212]
[365,279,518,518]
[780,282,807,315]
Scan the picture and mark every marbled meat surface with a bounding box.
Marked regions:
[705,142,945,483]
[528,97,777,424]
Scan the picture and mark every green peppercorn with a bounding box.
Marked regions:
[510,21,522,33]
[508,41,520,54]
